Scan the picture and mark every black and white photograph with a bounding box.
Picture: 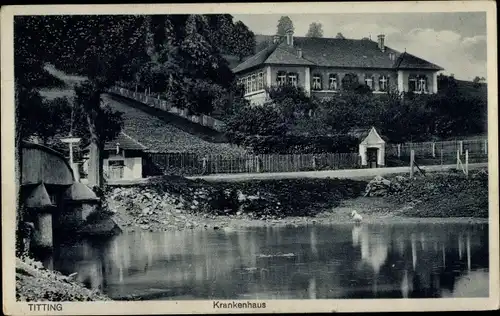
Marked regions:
[1,2,498,314]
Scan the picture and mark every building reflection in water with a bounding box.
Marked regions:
[50,222,488,300]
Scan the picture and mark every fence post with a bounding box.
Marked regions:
[202,156,208,175]
[432,142,436,158]
[410,150,415,178]
[459,141,463,155]
[465,150,469,178]
[440,149,443,166]
[484,139,488,155]
[397,144,401,158]
[456,149,460,170]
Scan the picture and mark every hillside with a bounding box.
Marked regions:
[102,94,247,156]
[454,79,487,102]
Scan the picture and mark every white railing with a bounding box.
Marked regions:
[108,86,227,132]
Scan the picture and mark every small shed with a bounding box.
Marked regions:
[349,127,387,168]
[83,132,148,180]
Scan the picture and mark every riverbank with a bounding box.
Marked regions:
[16,257,111,302]
[106,168,489,232]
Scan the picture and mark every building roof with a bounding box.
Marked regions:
[103,132,148,151]
[340,127,388,144]
[62,182,99,202]
[359,127,386,145]
[25,183,53,209]
[233,35,444,73]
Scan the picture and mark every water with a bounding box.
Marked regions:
[44,222,489,300]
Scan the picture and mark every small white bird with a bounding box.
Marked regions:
[351,210,363,223]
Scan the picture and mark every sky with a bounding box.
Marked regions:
[233,12,487,81]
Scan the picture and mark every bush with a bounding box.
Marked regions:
[234,134,359,154]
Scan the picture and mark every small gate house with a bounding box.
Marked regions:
[83,132,147,180]
[350,127,387,168]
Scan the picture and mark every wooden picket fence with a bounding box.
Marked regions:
[149,152,361,176]
[386,138,488,168]
[387,138,488,158]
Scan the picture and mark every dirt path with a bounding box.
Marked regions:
[187,163,488,182]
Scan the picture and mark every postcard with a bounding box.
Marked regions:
[1,1,499,315]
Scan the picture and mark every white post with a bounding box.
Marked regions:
[304,67,311,96]
[432,142,436,158]
[432,72,438,93]
[69,143,74,164]
[484,139,488,154]
[456,149,460,170]
[410,150,415,178]
[266,66,272,88]
[465,150,469,177]
[397,144,401,158]
[459,141,463,155]
[397,70,405,93]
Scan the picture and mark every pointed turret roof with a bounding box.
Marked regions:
[25,183,53,209]
[63,182,99,202]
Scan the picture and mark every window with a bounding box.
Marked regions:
[277,72,287,86]
[418,76,428,93]
[409,75,417,92]
[364,74,374,90]
[312,74,322,90]
[287,73,298,87]
[258,73,264,90]
[379,75,389,91]
[247,77,252,94]
[240,72,265,95]
[329,74,338,90]
[409,74,428,93]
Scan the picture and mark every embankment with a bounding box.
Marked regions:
[107,168,489,232]
[16,257,111,302]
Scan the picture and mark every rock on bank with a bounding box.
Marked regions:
[106,176,368,231]
[16,257,111,301]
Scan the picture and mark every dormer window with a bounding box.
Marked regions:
[312,74,322,90]
[389,53,395,61]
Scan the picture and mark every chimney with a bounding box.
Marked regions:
[377,34,385,52]
[286,28,294,47]
[297,48,302,58]
[273,34,281,44]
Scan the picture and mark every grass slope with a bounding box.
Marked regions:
[102,94,247,156]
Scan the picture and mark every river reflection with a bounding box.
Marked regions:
[49,223,489,300]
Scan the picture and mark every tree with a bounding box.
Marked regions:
[231,21,256,61]
[335,32,346,39]
[473,76,486,88]
[276,16,294,35]
[306,22,324,38]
